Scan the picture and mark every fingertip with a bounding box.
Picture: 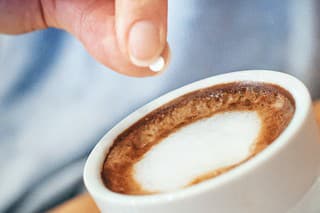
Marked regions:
[114,43,170,77]
[115,0,168,68]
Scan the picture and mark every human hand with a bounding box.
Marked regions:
[0,0,169,76]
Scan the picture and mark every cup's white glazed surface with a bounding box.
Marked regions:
[84,70,320,213]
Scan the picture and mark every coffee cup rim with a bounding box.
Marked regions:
[84,70,311,206]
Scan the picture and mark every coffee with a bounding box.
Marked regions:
[101,82,295,195]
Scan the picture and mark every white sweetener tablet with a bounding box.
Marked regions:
[149,56,165,72]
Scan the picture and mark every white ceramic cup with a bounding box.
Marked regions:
[84,70,320,213]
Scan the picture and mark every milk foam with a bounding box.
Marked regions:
[133,111,261,192]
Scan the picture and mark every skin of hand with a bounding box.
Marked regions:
[0,0,169,77]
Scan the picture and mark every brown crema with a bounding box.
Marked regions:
[102,82,295,195]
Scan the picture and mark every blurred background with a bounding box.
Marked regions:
[1,0,320,212]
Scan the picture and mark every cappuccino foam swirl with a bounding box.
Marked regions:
[102,82,295,195]
[134,111,261,192]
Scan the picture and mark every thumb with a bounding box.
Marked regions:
[115,0,169,67]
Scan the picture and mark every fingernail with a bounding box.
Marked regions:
[129,21,162,67]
